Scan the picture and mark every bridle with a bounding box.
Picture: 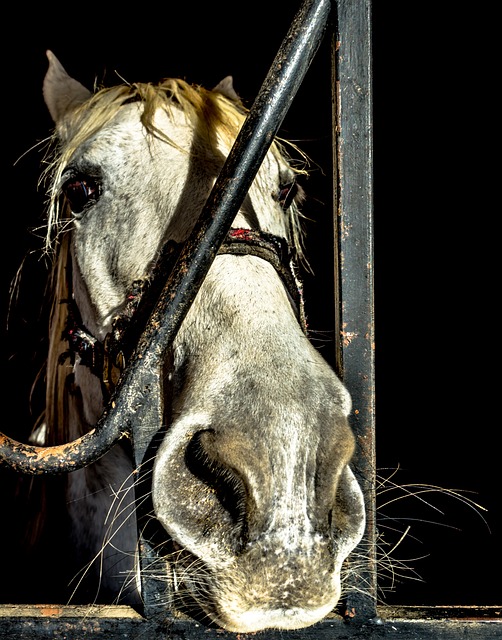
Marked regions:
[64,227,307,398]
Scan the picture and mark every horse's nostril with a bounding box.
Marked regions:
[185,430,248,531]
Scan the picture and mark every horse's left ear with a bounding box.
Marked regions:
[43,50,92,124]
[213,76,240,101]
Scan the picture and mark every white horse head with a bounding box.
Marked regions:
[40,50,365,633]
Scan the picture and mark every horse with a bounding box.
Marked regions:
[17,50,366,633]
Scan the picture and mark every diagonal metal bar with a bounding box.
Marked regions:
[0,0,332,475]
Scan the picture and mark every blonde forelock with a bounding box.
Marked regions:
[43,76,309,258]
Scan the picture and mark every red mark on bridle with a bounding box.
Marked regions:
[228,228,253,241]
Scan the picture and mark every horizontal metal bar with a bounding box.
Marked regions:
[0,605,499,639]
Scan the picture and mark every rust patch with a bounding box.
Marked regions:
[340,329,357,347]
[36,606,63,617]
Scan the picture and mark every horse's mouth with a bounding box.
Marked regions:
[185,582,340,633]
[212,604,338,633]
[160,542,342,633]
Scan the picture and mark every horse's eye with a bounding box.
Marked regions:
[63,175,100,214]
[276,181,298,210]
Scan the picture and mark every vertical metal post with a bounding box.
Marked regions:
[333,0,377,622]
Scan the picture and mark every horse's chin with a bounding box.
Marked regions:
[174,551,343,633]
[208,601,338,633]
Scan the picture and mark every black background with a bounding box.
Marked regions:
[1,2,499,607]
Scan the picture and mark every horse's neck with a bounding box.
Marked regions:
[58,257,139,603]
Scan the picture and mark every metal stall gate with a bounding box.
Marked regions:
[0,0,499,638]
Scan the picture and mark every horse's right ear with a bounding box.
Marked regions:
[213,76,240,102]
[43,50,92,124]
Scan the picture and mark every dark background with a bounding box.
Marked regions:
[1,2,499,607]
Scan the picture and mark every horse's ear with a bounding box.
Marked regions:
[213,76,240,102]
[43,50,92,124]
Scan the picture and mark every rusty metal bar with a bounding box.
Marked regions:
[0,0,332,476]
[0,604,500,639]
[134,0,334,620]
[332,0,377,622]
[129,0,333,470]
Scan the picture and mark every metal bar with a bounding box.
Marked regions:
[0,605,500,639]
[0,416,125,475]
[0,0,332,476]
[129,0,333,468]
[332,0,377,622]
[134,0,334,620]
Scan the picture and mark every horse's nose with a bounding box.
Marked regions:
[152,416,365,631]
[152,415,359,557]
[152,424,273,557]
[184,429,258,546]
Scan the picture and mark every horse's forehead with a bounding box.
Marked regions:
[79,103,194,155]
[67,100,290,187]
[64,98,295,329]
